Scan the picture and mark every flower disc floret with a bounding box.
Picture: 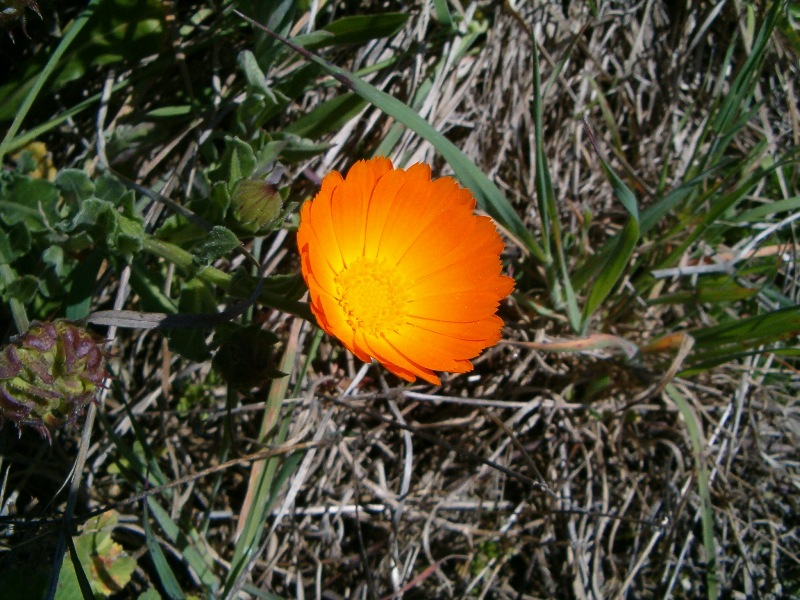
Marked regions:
[297,157,514,385]
[335,258,410,336]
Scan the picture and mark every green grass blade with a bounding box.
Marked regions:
[0,0,102,163]
[691,305,800,348]
[0,80,128,156]
[530,29,580,329]
[97,408,219,592]
[285,92,367,138]
[233,10,547,262]
[675,305,800,373]
[685,1,783,195]
[666,384,718,600]
[223,319,302,597]
[143,501,185,600]
[638,159,736,237]
[431,0,453,28]
[579,122,640,327]
[734,195,800,222]
[64,535,96,600]
[652,156,768,272]
[374,11,486,159]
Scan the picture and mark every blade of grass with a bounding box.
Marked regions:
[142,501,184,600]
[651,157,770,271]
[233,9,547,262]
[683,1,782,205]
[691,305,800,348]
[0,80,128,156]
[224,318,303,597]
[97,408,219,592]
[637,159,737,238]
[633,1,783,254]
[579,119,640,328]
[374,9,486,159]
[734,194,800,222]
[530,29,581,330]
[431,0,453,28]
[0,0,102,163]
[64,534,95,600]
[666,384,718,600]
[674,305,800,373]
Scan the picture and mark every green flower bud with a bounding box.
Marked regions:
[229,178,284,236]
[0,320,107,441]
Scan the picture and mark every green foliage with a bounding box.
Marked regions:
[57,511,138,598]
[0,0,168,123]
[212,323,283,390]
[0,160,143,322]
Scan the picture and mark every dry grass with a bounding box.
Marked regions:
[1,1,799,598]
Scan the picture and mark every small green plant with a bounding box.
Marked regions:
[56,511,137,599]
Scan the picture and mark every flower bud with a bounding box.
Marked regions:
[229,178,284,236]
[0,320,107,441]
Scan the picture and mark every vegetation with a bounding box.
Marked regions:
[0,0,798,598]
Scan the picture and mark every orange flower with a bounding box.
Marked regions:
[296,157,514,385]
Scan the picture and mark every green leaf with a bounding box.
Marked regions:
[195,225,240,264]
[115,214,146,254]
[219,137,257,186]
[146,105,193,118]
[66,249,105,320]
[129,259,179,314]
[168,278,218,362]
[322,12,409,43]
[431,0,454,27]
[59,197,145,255]
[143,502,184,600]
[57,512,137,599]
[0,222,31,263]
[5,275,39,304]
[56,168,95,203]
[238,49,272,97]
[292,12,409,49]
[94,172,128,203]
[285,92,367,139]
[270,132,332,162]
[580,146,640,325]
[42,245,66,277]
[0,175,61,233]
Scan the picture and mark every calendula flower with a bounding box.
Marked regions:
[297,157,514,385]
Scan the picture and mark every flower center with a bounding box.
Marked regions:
[335,258,409,336]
